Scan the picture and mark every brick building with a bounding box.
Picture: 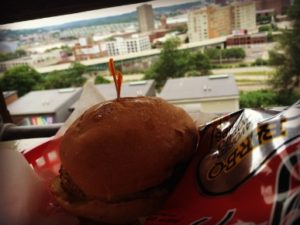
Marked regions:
[254,0,291,15]
[226,33,268,48]
[188,1,256,42]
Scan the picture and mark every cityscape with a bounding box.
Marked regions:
[0,0,298,126]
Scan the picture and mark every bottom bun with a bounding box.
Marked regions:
[50,177,166,224]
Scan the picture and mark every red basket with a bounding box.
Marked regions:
[22,137,62,178]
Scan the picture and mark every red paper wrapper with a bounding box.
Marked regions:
[145,101,300,225]
[20,102,300,224]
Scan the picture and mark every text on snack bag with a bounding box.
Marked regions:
[207,116,287,180]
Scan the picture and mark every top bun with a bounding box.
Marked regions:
[60,96,198,201]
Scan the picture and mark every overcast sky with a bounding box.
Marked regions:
[0,0,200,30]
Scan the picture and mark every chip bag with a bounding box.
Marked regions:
[145,101,300,225]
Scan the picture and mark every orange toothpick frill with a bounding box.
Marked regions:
[108,58,123,100]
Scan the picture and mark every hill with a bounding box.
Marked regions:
[0,0,204,40]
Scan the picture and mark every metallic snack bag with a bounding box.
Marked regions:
[145,101,300,225]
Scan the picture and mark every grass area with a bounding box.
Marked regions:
[236,79,262,83]
[235,71,274,76]
[237,80,268,85]
[240,90,300,108]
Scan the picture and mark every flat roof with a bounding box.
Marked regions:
[71,80,155,110]
[8,88,81,115]
[96,80,155,100]
[159,75,239,101]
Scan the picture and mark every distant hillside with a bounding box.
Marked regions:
[0,0,204,40]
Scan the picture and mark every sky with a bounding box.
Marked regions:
[0,0,200,30]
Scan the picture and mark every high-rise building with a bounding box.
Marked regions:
[231,0,256,32]
[208,5,233,38]
[188,7,209,42]
[187,4,232,42]
[137,4,155,33]
[187,1,256,42]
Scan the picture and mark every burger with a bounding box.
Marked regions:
[51,96,198,224]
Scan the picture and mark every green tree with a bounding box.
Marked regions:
[0,49,27,62]
[43,62,87,89]
[145,38,211,89]
[240,90,277,108]
[0,65,42,96]
[186,51,211,76]
[70,62,86,76]
[145,37,184,88]
[270,0,300,98]
[205,48,221,60]
[95,76,110,84]
[259,25,272,32]
[205,48,245,61]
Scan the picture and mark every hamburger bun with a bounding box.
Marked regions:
[51,96,198,224]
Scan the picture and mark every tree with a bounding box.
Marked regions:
[186,51,211,76]
[270,0,300,97]
[240,90,277,108]
[204,48,245,61]
[95,76,110,84]
[144,37,184,88]
[0,65,42,96]
[0,49,27,62]
[43,62,87,89]
[205,48,221,60]
[145,38,211,89]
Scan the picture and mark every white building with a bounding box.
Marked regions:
[159,74,239,115]
[187,7,209,42]
[0,57,32,72]
[106,35,151,56]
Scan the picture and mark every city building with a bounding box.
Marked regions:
[231,0,257,32]
[30,49,70,67]
[226,33,268,48]
[254,0,291,15]
[159,74,239,115]
[0,49,71,71]
[187,1,256,42]
[188,7,209,42]
[187,4,232,42]
[160,15,168,29]
[208,4,233,39]
[137,4,155,33]
[105,34,151,56]
[73,37,108,61]
[0,57,32,72]
[8,88,81,125]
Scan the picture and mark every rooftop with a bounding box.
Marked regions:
[8,88,81,116]
[95,80,156,100]
[71,80,156,110]
[159,75,239,101]
[3,90,17,98]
